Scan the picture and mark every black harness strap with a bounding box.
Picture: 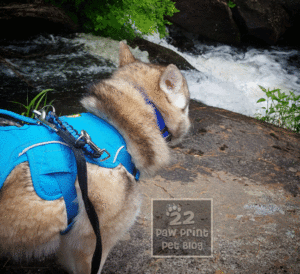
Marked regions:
[55,128,102,274]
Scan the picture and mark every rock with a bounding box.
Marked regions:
[288,167,298,173]
[165,24,196,53]
[0,2,79,39]
[277,0,300,46]
[234,0,291,45]
[279,0,300,20]
[165,0,241,44]
[165,0,300,45]
[185,100,300,197]
[127,36,197,70]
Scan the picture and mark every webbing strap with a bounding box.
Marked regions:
[54,128,102,274]
[0,109,38,124]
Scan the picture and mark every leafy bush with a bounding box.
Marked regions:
[255,86,300,133]
[45,0,179,41]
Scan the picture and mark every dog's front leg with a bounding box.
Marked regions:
[57,225,96,274]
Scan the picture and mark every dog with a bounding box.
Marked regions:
[0,41,190,273]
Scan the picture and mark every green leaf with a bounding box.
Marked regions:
[9,89,54,117]
[268,109,275,115]
[227,0,236,8]
[258,85,267,93]
[266,91,272,97]
[271,95,279,101]
[257,98,266,103]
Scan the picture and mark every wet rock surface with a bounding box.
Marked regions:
[1,99,299,274]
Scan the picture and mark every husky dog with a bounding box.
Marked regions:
[0,41,190,273]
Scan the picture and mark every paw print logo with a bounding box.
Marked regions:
[165,203,195,226]
[166,204,181,217]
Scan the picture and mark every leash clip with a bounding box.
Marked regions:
[33,106,58,132]
[76,130,110,161]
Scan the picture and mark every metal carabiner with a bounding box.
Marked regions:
[77,130,110,161]
[33,107,58,132]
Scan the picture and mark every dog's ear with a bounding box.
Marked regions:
[119,42,136,68]
[81,95,98,113]
[159,64,187,109]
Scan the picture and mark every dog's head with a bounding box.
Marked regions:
[118,41,191,146]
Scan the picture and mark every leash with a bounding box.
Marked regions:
[34,108,110,161]
[34,108,102,274]
[54,125,102,274]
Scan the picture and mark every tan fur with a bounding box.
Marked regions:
[0,41,190,273]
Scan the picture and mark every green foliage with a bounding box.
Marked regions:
[10,89,55,118]
[255,86,300,133]
[45,0,179,41]
[228,1,236,8]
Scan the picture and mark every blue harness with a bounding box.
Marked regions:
[0,110,139,234]
[0,99,170,235]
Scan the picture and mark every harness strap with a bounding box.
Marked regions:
[0,109,38,125]
[55,128,102,274]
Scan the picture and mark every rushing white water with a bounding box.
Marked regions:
[73,26,300,117]
[1,28,299,119]
[141,30,300,117]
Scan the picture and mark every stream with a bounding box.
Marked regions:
[0,30,299,118]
